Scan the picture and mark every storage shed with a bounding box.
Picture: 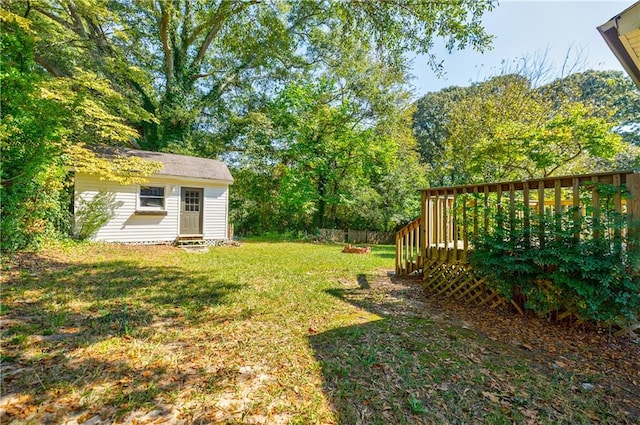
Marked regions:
[74,146,233,245]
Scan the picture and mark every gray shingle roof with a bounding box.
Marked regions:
[92,145,234,183]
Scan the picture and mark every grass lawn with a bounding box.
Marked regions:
[1,241,638,424]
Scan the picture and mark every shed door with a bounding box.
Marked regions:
[180,188,203,235]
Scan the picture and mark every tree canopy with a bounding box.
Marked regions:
[412,70,639,186]
[3,0,494,151]
[1,0,495,249]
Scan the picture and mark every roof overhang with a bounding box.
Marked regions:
[598,1,640,88]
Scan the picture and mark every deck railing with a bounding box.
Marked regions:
[396,170,640,276]
[395,217,423,276]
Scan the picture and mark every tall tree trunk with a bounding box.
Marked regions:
[315,176,327,229]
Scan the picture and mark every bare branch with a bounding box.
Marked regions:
[191,0,258,70]
[32,6,74,29]
[66,2,89,40]
[192,2,230,69]
[545,144,583,177]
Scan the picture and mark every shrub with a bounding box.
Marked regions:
[74,191,122,240]
[471,198,640,326]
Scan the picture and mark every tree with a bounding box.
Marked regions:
[0,20,69,251]
[440,74,550,183]
[358,106,428,231]
[541,70,640,147]
[413,72,631,186]
[486,101,623,178]
[412,85,470,185]
[229,77,426,234]
[3,0,494,153]
[0,16,160,252]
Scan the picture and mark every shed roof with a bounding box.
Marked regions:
[93,145,234,183]
[598,1,640,88]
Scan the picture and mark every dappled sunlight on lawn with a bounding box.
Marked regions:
[3,242,637,424]
[1,242,396,423]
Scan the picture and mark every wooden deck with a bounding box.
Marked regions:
[395,170,640,326]
[397,170,640,276]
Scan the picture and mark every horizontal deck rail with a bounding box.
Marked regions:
[421,170,639,264]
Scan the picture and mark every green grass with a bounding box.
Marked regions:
[1,241,637,424]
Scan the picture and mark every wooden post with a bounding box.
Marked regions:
[496,184,503,235]
[421,190,427,263]
[523,182,530,247]
[613,174,622,253]
[462,188,469,261]
[627,173,640,253]
[554,179,562,237]
[509,183,516,238]
[473,186,479,242]
[434,191,440,260]
[408,220,414,263]
[592,176,600,240]
[395,231,400,275]
[452,188,458,262]
[442,190,448,262]
[572,178,580,241]
[538,182,545,248]
[483,186,489,235]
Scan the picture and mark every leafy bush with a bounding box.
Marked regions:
[74,191,122,240]
[471,195,640,326]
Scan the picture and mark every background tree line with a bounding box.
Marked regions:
[413,69,640,187]
[1,0,637,252]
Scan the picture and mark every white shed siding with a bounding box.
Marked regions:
[75,173,231,243]
[74,173,180,243]
[203,186,228,239]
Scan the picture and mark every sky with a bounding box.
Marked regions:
[409,0,631,96]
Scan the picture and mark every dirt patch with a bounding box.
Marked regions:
[369,270,640,418]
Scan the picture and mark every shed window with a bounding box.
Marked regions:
[139,186,165,209]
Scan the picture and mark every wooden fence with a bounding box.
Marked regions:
[318,229,395,245]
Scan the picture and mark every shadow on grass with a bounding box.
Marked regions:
[1,252,242,422]
[356,274,370,289]
[310,276,455,424]
[308,274,628,425]
[371,250,396,259]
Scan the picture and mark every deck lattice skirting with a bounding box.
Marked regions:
[396,171,640,321]
[421,258,505,307]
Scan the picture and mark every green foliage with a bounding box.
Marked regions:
[414,71,637,187]
[3,0,494,152]
[229,80,426,235]
[74,191,123,240]
[471,186,640,325]
[412,86,470,186]
[541,70,640,147]
[2,0,495,249]
[0,20,69,252]
[0,19,162,253]
[68,144,163,185]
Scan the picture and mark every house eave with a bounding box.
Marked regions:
[153,173,234,186]
[598,1,640,88]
